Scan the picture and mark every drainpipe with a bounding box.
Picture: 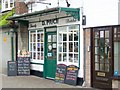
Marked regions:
[10,29,14,61]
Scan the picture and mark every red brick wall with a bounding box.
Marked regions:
[15,1,28,14]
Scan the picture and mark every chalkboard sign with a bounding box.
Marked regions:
[17,57,30,75]
[65,65,79,85]
[55,64,67,83]
[7,61,17,76]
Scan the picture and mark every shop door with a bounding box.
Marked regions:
[91,27,112,89]
[45,29,57,79]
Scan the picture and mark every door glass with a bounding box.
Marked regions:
[95,63,99,70]
[105,31,109,38]
[105,64,109,72]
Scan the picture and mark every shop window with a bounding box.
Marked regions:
[57,25,79,66]
[29,30,44,63]
[5,0,8,8]
[10,0,13,7]
[114,27,120,76]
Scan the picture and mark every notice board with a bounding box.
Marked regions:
[17,57,30,75]
[65,65,79,85]
[7,61,17,76]
[55,64,67,83]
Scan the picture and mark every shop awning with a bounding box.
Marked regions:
[7,7,80,21]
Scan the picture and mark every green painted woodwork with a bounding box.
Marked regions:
[0,10,14,26]
[44,31,57,79]
[59,7,80,21]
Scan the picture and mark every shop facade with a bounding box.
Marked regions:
[8,7,84,85]
[84,25,120,89]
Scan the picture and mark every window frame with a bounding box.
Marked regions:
[57,24,80,67]
[29,29,44,64]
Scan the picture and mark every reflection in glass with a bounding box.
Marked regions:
[59,45,62,52]
[105,39,109,47]
[63,34,67,41]
[37,34,40,42]
[69,33,73,41]
[37,53,40,59]
[33,43,36,51]
[41,43,43,51]
[105,47,109,63]
[95,55,99,62]
[95,32,99,38]
[63,43,67,52]
[63,53,67,62]
[95,63,99,70]
[105,64,109,72]
[74,42,78,52]
[74,54,78,63]
[48,35,51,42]
[53,35,57,42]
[100,31,104,38]
[100,64,104,71]
[30,34,32,42]
[105,31,109,38]
[69,42,73,52]
[41,34,44,42]
[95,47,99,54]
[33,34,36,42]
[41,52,43,60]
[69,54,73,62]
[58,53,62,61]
[59,33,62,43]
[95,39,99,46]
[74,33,78,41]
[53,50,57,58]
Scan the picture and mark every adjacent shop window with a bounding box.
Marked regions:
[114,27,120,76]
[10,0,13,7]
[5,0,8,8]
[29,30,44,62]
[57,25,79,66]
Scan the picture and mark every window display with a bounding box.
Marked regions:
[57,25,79,66]
[29,30,44,61]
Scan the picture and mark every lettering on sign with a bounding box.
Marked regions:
[97,72,105,77]
[55,64,67,83]
[65,65,79,86]
[42,18,58,25]
[66,18,77,23]
[30,23,36,28]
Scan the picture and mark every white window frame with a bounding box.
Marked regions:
[29,29,44,64]
[57,24,80,67]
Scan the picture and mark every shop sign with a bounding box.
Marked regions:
[29,23,36,28]
[97,72,105,77]
[7,61,17,76]
[66,18,77,23]
[55,64,67,83]
[65,65,78,86]
[42,18,58,26]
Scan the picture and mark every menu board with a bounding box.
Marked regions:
[7,61,17,76]
[17,57,30,75]
[65,65,79,85]
[55,64,67,83]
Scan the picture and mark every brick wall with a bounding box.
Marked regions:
[15,0,28,14]
[83,28,91,87]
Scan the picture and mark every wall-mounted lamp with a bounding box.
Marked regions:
[82,15,86,25]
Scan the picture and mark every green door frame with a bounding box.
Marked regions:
[43,26,57,78]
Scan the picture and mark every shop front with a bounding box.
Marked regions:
[84,25,120,89]
[8,7,84,85]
